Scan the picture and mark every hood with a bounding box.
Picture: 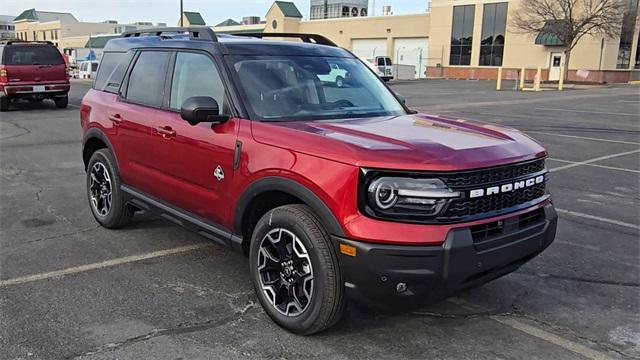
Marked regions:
[251,113,547,171]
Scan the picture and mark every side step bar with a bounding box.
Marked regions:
[121,185,243,252]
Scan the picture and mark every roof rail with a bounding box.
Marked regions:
[0,40,54,46]
[121,27,218,42]
[232,33,337,47]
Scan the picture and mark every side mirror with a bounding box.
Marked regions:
[394,92,407,105]
[180,96,230,126]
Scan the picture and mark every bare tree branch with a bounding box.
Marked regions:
[511,0,628,79]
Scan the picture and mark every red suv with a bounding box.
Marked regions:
[81,28,557,334]
[0,40,70,111]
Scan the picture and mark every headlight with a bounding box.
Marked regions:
[364,176,460,221]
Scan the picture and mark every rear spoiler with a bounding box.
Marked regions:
[0,40,55,46]
[231,33,337,47]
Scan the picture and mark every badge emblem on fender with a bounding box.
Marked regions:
[214,165,225,181]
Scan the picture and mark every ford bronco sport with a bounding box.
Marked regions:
[0,40,70,111]
[80,28,557,334]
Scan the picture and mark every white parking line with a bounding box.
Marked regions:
[527,131,640,146]
[548,149,640,172]
[536,107,639,117]
[0,243,213,288]
[556,208,639,230]
[548,158,639,174]
[448,298,613,360]
[491,316,613,360]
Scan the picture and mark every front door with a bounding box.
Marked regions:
[549,52,565,81]
[149,51,239,226]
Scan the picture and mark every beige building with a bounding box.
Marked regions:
[12,9,157,52]
[214,0,640,83]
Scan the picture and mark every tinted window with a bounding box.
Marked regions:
[479,3,508,66]
[126,51,170,107]
[169,52,225,110]
[3,45,64,65]
[450,5,475,66]
[94,52,132,93]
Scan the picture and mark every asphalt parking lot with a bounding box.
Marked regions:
[1,79,638,360]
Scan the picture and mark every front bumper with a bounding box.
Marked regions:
[333,204,557,310]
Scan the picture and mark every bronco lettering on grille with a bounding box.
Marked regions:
[469,175,545,199]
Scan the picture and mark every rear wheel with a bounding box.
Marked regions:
[249,204,346,335]
[0,97,9,112]
[54,95,68,109]
[86,149,133,228]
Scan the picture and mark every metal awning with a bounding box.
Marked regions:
[535,20,566,46]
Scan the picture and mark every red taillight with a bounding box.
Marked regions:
[0,66,8,83]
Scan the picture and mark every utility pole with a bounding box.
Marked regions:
[180,0,184,27]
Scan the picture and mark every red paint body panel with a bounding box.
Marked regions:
[82,87,548,246]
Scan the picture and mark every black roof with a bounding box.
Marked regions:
[104,28,353,58]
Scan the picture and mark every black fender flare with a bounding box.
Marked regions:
[234,176,345,237]
[82,127,119,171]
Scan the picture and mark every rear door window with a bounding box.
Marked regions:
[94,52,133,93]
[3,45,64,65]
[125,51,171,107]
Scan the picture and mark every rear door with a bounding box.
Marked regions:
[113,50,172,192]
[3,44,66,84]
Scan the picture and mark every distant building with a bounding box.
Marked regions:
[214,0,640,83]
[179,11,206,26]
[310,0,369,20]
[0,15,16,39]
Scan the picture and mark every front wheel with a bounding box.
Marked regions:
[249,204,346,335]
[335,76,344,88]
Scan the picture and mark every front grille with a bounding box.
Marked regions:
[442,159,546,188]
[443,183,546,219]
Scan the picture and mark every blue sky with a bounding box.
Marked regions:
[3,0,430,26]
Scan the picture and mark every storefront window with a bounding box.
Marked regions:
[450,5,475,66]
[480,3,508,66]
[616,0,638,69]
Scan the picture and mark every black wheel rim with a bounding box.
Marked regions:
[257,228,314,316]
[89,162,112,217]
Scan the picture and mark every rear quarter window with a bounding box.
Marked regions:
[94,52,133,94]
[3,45,64,65]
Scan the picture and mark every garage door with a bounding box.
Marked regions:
[394,38,429,78]
[351,39,388,61]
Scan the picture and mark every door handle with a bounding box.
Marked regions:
[108,114,123,125]
[156,126,176,139]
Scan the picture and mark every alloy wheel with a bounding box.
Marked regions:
[257,228,314,316]
[89,162,112,217]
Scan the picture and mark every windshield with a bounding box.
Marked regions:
[229,56,406,121]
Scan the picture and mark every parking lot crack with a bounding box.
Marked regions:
[66,305,259,359]
[519,272,640,288]
[1,120,31,140]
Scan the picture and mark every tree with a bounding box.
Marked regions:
[512,0,628,81]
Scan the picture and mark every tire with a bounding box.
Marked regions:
[54,95,68,109]
[0,97,9,112]
[249,204,346,335]
[86,148,133,228]
[335,76,344,88]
